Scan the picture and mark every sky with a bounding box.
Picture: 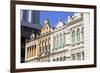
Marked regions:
[21,10,75,28]
[39,11,74,28]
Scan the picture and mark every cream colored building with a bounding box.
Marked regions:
[25,19,52,62]
[36,19,52,62]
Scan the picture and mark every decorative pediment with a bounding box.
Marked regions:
[41,18,51,35]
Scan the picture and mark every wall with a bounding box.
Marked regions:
[0,0,100,73]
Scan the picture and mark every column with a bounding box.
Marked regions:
[60,34,62,47]
[25,46,27,60]
[28,47,30,58]
[55,35,57,48]
[48,38,50,53]
[31,46,33,57]
[58,34,60,48]
[64,33,66,46]
[27,48,29,58]
[57,35,59,48]
[29,47,31,57]
[27,47,29,58]
[61,34,63,47]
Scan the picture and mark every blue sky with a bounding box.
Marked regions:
[40,11,74,28]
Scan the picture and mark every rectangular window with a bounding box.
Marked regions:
[72,54,76,60]
[77,53,81,60]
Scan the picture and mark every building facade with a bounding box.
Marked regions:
[51,19,71,61]
[24,13,90,62]
[36,19,52,62]
[25,19,52,62]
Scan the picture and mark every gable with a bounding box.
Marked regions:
[41,19,51,35]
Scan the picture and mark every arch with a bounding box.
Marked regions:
[42,40,44,52]
[76,28,80,42]
[57,35,59,48]
[58,34,60,47]
[60,34,62,47]
[72,30,75,43]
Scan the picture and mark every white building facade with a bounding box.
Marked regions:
[51,19,71,61]
[51,13,90,61]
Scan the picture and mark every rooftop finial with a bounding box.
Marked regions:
[44,18,49,24]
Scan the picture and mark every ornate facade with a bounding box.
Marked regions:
[37,19,52,62]
[51,13,84,62]
[25,19,52,62]
[25,13,90,62]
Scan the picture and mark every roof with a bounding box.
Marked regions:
[21,21,42,30]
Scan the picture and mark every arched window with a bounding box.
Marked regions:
[76,28,80,42]
[81,27,84,40]
[48,38,50,51]
[42,41,44,53]
[57,35,59,48]
[72,54,76,60]
[62,34,64,46]
[60,34,62,47]
[53,36,55,49]
[58,34,60,47]
[45,41,47,53]
[39,47,41,54]
[72,30,75,43]
[44,39,47,52]
[48,44,50,53]
[64,34,66,46]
